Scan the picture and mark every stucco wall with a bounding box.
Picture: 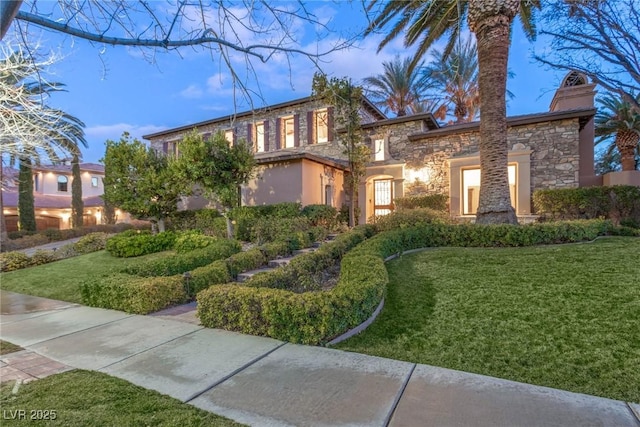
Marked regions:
[300,159,346,208]
[243,160,304,206]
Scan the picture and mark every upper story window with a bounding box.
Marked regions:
[373,138,385,161]
[255,123,265,152]
[57,175,68,192]
[91,177,99,187]
[283,116,295,148]
[225,129,234,146]
[316,110,328,144]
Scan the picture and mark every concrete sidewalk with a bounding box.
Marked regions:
[1,290,638,427]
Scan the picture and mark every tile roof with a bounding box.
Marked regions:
[2,191,104,209]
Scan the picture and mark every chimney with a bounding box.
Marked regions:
[549,71,596,112]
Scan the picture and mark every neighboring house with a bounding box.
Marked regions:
[144,72,639,223]
[2,162,123,232]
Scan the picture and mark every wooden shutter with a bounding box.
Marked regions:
[327,107,335,142]
[162,141,168,154]
[264,120,270,151]
[246,123,253,147]
[293,114,300,147]
[275,119,281,150]
[307,111,314,145]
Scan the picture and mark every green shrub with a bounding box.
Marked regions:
[74,232,108,254]
[226,248,267,277]
[106,231,177,257]
[0,251,31,272]
[123,239,242,277]
[81,274,187,314]
[1,234,49,252]
[373,207,450,232]
[533,185,640,224]
[301,205,338,228]
[42,228,63,242]
[173,231,219,253]
[394,194,448,211]
[259,241,292,259]
[250,217,312,244]
[30,249,58,266]
[168,209,226,237]
[229,202,303,241]
[197,220,613,345]
[188,260,232,295]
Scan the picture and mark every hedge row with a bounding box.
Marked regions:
[533,185,640,226]
[122,238,242,277]
[196,219,616,345]
[80,240,293,314]
[0,233,109,272]
[106,230,177,258]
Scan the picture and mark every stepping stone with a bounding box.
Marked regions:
[268,257,293,268]
[236,267,273,283]
[326,233,338,241]
[293,248,316,256]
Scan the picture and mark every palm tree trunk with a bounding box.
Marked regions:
[474,13,518,225]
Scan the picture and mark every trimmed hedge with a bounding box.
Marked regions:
[173,231,220,253]
[373,208,450,232]
[533,186,640,225]
[122,239,242,277]
[394,193,449,211]
[168,209,227,238]
[197,220,617,345]
[301,204,339,229]
[106,231,177,257]
[81,274,187,314]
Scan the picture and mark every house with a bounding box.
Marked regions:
[2,162,124,232]
[144,72,637,223]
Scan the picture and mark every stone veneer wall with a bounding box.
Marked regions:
[389,118,582,199]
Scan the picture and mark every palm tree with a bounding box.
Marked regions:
[363,55,434,117]
[595,93,640,171]
[1,48,86,241]
[366,0,540,224]
[425,36,480,124]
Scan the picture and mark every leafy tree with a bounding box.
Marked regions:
[425,36,480,124]
[366,0,540,224]
[18,155,36,232]
[71,153,83,228]
[363,55,433,117]
[594,93,640,172]
[312,73,368,227]
[102,133,186,233]
[175,130,256,238]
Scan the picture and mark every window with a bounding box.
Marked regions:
[34,174,39,192]
[462,165,517,215]
[225,129,234,146]
[57,175,68,192]
[91,177,99,187]
[166,141,179,157]
[373,138,385,161]
[283,116,295,148]
[255,123,265,152]
[316,110,328,144]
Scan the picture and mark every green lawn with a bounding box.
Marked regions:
[0,340,23,355]
[336,237,640,403]
[0,370,244,426]
[0,250,167,303]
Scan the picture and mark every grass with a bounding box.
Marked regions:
[0,340,23,355]
[0,250,168,303]
[0,370,245,426]
[336,237,640,403]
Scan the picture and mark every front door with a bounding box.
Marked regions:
[373,179,394,216]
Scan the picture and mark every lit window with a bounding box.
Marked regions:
[57,175,68,192]
[462,165,517,215]
[316,110,328,144]
[91,177,99,187]
[255,123,265,152]
[283,117,295,148]
[374,138,385,161]
[225,130,234,145]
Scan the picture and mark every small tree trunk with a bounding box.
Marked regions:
[224,212,234,239]
[18,156,36,232]
[157,218,166,233]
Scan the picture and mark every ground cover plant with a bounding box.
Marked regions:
[0,370,244,427]
[0,250,167,303]
[336,236,640,403]
[0,340,22,355]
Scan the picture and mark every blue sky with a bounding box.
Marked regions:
[6,1,570,164]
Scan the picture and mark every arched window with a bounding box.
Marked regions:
[562,71,587,87]
[57,175,68,192]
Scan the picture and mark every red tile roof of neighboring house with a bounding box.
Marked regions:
[31,163,105,174]
[2,191,104,209]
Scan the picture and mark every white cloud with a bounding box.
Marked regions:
[179,84,204,99]
[82,123,168,163]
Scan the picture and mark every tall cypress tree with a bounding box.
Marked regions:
[18,156,37,232]
[71,154,84,228]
